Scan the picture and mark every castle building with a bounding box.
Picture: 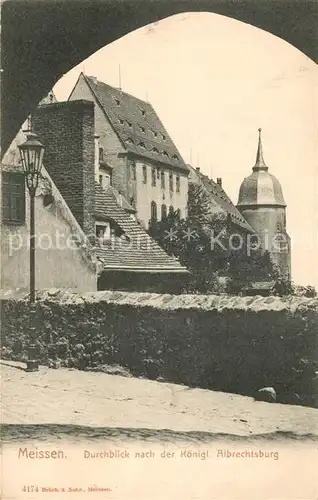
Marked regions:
[31,97,188,293]
[237,129,291,282]
[68,73,189,228]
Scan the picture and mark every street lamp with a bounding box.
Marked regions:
[18,131,45,372]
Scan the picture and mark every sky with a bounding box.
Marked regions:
[53,13,318,288]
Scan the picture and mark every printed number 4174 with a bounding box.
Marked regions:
[23,486,39,493]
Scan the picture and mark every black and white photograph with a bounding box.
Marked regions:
[1,1,317,498]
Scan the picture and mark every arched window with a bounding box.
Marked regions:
[151,201,157,221]
[175,208,181,219]
[169,205,174,216]
[99,147,104,162]
[161,204,167,220]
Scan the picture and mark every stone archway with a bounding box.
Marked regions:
[1,0,317,155]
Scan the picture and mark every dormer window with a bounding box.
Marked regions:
[139,141,146,148]
[172,154,179,161]
[119,118,124,124]
[139,125,145,133]
[162,150,168,157]
[114,98,120,106]
[161,133,166,140]
[127,122,132,128]
[126,137,134,144]
[152,147,159,153]
[95,222,111,242]
[140,109,146,116]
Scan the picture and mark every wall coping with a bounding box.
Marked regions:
[1,289,317,313]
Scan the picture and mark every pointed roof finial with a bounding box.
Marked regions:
[253,127,268,171]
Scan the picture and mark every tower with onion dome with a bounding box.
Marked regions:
[237,129,291,282]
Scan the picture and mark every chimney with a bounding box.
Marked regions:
[33,99,95,235]
[94,135,100,182]
[217,177,222,187]
[196,167,200,172]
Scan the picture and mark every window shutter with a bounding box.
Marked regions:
[2,172,25,223]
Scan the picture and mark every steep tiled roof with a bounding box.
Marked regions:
[82,74,188,173]
[95,184,136,215]
[188,165,254,233]
[94,183,188,272]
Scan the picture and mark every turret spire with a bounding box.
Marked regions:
[253,128,268,171]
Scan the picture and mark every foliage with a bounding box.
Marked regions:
[1,297,318,407]
[226,248,277,294]
[292,284,317,298]
[149,183,277,294]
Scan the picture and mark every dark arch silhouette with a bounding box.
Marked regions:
[1,0,317,155]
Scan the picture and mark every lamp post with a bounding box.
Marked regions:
[18,131,45,372]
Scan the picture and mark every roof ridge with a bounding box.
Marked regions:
[85,74,152,109]
[80,73,188,172]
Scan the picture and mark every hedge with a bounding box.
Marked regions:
[1,290,317,407]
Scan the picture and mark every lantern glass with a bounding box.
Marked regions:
[19,133,44,177]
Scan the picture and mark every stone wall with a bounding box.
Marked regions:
[1,291,317,406]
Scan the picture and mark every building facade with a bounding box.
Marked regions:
[0,120,98,294]
[68,73,189,228]
[32,98,189,293]
[237,129,291,282]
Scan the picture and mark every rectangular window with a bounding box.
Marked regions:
[104,173,111,187]
[176,175,180,193]
[151,167,156,186]
[128,160,136,181]
[169,172,174,192]
[2,172,25,224]
[161,170,165,189]
[95,222,111,242]
[142,165,147,184]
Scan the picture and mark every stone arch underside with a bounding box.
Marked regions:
[1,0,317,156]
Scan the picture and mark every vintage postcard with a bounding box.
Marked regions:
[1,0,317,498]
